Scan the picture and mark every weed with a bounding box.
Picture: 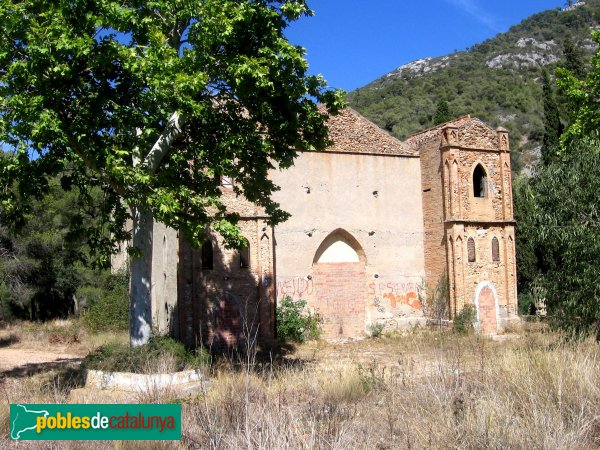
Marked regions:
[80,270,129,332]
[82,336,210,373]
[368,322,385,338]
[276,296,322,343]
[453,304,476,334]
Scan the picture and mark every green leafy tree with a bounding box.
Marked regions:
[562,37,586,79]
[541,69,563,165]
[558,31,600,146]
[433,99,452,125]
[516,31,600,338]
[520,138,600,339]
[513,176,541,296]
[0,177,105,321]
[0,0,345,345]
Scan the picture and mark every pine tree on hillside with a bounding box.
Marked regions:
[434,99,452,125]
[563,37,586,79]
[541,70,563,165]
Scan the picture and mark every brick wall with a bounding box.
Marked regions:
[448,224,517,320]
[312,262,367,338]
[418,136,448,295]
[415,119,518,328]
[476,286,498,334]
[177,218,275,348]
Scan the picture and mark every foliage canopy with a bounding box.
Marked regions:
[557,31,600,146]
[516,138,600,339]
[0,0,345,264]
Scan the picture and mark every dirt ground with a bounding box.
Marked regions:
[0,323,98,378]
[0,322,522,379]
[0,348,81,376]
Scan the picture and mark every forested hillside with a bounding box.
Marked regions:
[348,0,600,172]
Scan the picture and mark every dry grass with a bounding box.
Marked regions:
[181,330,600,450]
[0,319,128,356]
[1,326,599,449]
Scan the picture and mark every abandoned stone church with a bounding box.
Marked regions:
[114,108,519,347]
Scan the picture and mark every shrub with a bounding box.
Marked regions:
[453,305,476,334]
[518,292,537,316]
[426,275,450,323]
[82,335,210,373]
[81,270,129,332]
[368,322,385,338]
[276,296,321,343]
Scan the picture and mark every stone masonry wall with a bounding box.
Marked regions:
[177,217,275,348]
[418,136,448,298]
[446,224,517,320]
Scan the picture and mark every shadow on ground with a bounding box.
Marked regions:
[1,357,83,379]
[0,334,20,348]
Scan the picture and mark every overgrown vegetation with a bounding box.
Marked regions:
[426,275,450,325]
[453,304,476,334]
[0,177,114,322]
[82,336,209,374]
[368,322,385,338]
[515,30,600,340]
[276,296,322,343]
[4,329,599,449]
[515,138,600,339]
[80,270,129,332]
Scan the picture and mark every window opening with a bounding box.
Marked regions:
[473,164,487,198]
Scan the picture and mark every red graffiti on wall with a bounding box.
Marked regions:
[277,277,314,298]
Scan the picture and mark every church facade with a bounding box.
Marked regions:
[115,108,519,347]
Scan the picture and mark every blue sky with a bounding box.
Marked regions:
[285,0,565,92]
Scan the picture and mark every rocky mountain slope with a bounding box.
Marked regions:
[347,0,600,172]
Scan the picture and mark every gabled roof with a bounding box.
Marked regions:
[322,107,416,156]
[403,115,472,150]
[404,116,506,151]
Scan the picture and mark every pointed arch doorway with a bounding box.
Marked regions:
[312,229,367,338]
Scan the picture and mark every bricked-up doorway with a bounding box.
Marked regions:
[473,281,499,334]
[312,230,367,338]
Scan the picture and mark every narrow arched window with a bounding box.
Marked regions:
[473,164,487,198]
[201,241,213,270]
[492,237,500,262]
[467,237,476,262]
[239,243,250,269]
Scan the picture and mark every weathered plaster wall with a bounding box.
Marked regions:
[270,151,426,336]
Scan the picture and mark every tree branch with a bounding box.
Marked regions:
[142,111,185,173]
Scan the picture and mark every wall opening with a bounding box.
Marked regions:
[201,240,213,270]
[312,229,366,338]
[473,281,499,334]
[467,237,476,262]
[239,242,250,269]
[492,237,500,262]
[473,164,487,198]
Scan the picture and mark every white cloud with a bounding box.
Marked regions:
[446,0,501,32]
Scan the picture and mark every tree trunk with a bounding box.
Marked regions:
[128,111,182,347]
[129,205,154,347]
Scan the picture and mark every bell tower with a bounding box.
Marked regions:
[410,117,518,333]
[440,121,518,332]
